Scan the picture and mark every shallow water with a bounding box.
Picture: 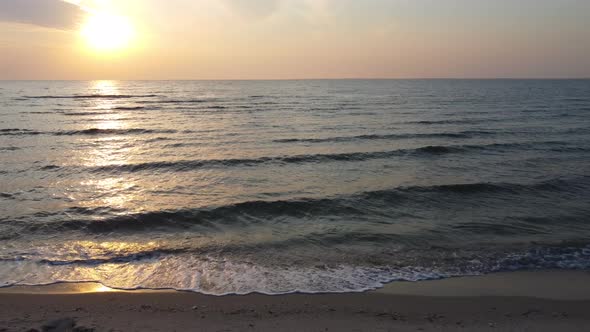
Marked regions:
[1,79,589,294]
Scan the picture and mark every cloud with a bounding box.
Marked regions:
[223,0,282,19]
[0,0,85,30]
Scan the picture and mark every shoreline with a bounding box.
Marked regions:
[1,270,590,331]
[2,270,590,299]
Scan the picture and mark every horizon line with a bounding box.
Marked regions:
[2,77,590,82]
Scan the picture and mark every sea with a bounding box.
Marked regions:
[0,79,589,295]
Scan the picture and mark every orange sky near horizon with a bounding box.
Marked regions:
[0,0,589,80]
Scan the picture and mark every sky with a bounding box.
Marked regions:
[0,0,589,80]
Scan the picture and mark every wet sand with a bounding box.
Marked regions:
[1,271,589,331]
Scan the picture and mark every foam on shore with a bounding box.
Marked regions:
[2,270,590,301]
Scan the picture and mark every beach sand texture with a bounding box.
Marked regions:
[1,271,589,332]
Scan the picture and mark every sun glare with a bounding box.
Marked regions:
[81,12,135,52]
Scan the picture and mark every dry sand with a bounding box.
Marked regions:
[1,271,589,331]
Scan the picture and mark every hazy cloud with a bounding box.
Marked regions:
[0,0,85,30]
[223,0,282,19]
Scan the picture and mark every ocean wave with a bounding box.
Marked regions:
[38,248,191,266]
[144,99,211,104]
[67,141,571,173]
[450,221,549,236]
[80,147,460,173]
[23,94,159,99]
[415,145,457,154]
[2,244,589,295]
[407,119,485,125]
[272,131,494,143]
[0,129,28,132]
[170,105,228,110]
[8,177,588,236]
[112,106,147,110]
[404,177,590,195]
[0,147,21,151]
[0,129,43,136]
[54,128,177,136]
[145,137,175,143]
[39,165,60,171]
[62,112,115,116]
[2,128,177,136]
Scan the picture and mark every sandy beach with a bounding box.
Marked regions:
[1,271,590,331]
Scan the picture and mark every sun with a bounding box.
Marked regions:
[81,12,135,52]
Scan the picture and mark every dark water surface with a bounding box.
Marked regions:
[1,80,589,294]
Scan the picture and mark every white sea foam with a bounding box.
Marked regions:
[1,245,590,295]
